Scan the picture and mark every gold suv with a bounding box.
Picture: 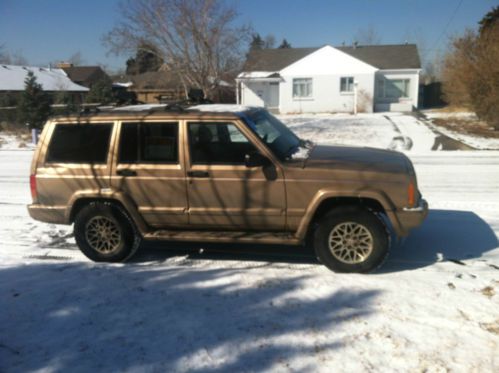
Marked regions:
[28,105,428,272]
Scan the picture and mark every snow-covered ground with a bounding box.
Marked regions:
[1,114,499,372]
[424,111,499,150]
[281,112,499,151]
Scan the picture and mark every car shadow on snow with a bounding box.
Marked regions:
[134,240,319,266]
[131,209,498,274]
[0,262,380,372]
[381,209,498,273]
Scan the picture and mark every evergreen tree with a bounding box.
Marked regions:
[85,78,114,104]
[126,43,164,75]
[479,5,499,35]
[55,90,78,115]
[17,71,52,130]
[250,33,265,51]
[278,39,292,49]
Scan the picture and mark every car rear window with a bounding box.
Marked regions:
[46,123,113,164]
[119,122,178,163]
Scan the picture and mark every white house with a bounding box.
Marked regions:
[236,44,421,113]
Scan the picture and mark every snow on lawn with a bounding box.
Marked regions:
[424,111,499,150]
[0,132,35,151]
[279,112,437,152]
[1,124,499,371]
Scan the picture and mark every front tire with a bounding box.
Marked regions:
[74,202,140,262]
[314,207,389,273]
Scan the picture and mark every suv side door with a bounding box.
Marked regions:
[112,120,188,228]
[184,120,286,230]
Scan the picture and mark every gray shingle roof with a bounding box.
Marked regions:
[243,47,318,71]
[338,44,421,69]
[242,44,421,72]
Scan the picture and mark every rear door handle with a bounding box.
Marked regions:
[187,171,209,178]
[117,169,137,177]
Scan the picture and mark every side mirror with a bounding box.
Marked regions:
[244,152,270,168]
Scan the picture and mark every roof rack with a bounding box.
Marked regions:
[79,106,100,115]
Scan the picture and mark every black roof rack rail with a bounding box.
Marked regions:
[79,106,101,115]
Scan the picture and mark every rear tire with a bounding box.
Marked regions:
[313,207,389,273]
[74,202,140,262]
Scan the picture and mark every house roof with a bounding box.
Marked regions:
[61,66,108,86]
[0,65,89,92]
[115,71,183,91]
[243,47,318,72]
[242,44,421,72]
[337,44,421,69]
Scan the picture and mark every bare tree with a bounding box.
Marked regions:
[0,45,26,65]
[102,0,250,98]
[0,44,10,64]
[353,24,382,45]
[68,52,84,66]
[442,22,499,129]
[263,34,275,49]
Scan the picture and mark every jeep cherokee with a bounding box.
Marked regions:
[28,104,428,272]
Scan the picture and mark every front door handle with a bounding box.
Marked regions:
[117,169,137,177]
[187,171,209,178]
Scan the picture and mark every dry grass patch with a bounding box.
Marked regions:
[432,117,499,139]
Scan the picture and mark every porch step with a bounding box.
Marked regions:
[143,229,300,245]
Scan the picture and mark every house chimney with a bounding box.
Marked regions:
[56,62,73,68]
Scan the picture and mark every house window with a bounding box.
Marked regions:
[378,79,411,99]
[340,77,354,92]
[292,78,312,98]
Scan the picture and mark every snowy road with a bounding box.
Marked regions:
[1,149,498,372]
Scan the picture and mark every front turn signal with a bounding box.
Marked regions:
[408,182,415,207]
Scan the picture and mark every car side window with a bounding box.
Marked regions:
[119,122,178,163]
[188,122,257,164]
[46,123,113,164]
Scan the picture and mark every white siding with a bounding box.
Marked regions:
[279,73,375,113]
[278,46,378,113]
[374,70,421,112]
[240,81,266,107]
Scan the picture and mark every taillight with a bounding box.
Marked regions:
[30,174,37,201]
[408,182,415,207]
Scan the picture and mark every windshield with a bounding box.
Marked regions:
[244,110,308,160]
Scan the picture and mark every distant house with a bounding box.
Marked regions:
[113,71,185,103]
[237,44,421,113]
[114,69,235,104]
[57,63,110,88]
[0,64,89,101]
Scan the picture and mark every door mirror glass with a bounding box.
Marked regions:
[244,152,270,168]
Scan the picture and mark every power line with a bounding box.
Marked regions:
[429,0,464,51]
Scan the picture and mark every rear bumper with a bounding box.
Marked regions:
[393,198,429,236]
[28,204,68,224]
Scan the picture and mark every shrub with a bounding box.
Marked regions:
[442,8,499,130]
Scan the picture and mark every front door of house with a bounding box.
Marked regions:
[267,83,279,109]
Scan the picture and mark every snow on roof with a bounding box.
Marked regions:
[112,82,134,88]
[111,104,166,111]
[0,65,89,92]
[237,71,279,79]
[104,103,256,113]
[188,104,255,112]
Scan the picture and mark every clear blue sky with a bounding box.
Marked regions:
[0,0,496,72]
